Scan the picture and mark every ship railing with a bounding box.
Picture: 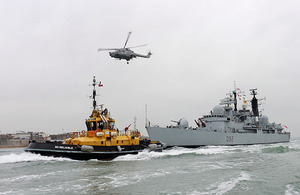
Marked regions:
[69,132,80,138]
[279,132,291,135]
[116,130,141,136]
[203,128,260,134]
[203,115,225,118]
[68,129,143,138]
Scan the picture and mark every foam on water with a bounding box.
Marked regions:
[232,141,300,154]
[288,139,300,151]
[114,142,291,162]
[285,184,300,195]
[95,166,186,192]
[1,140,298,164]
[0,152,73,164]
[191,172,251,195]
[114,142,300,162]
[113,146,241,161]
[262,146,290,153]
[0,170,64,183]
[0,139,299,195]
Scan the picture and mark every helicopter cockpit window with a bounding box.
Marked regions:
[91,121,97,130]
[97,121,104,130]
[86,122,91,131]
[109,121,115,130]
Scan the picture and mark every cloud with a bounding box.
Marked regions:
[0,0,299,137]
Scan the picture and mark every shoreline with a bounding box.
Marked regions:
[0,145,28,149]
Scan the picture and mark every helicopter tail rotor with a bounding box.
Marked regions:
[147,50,152,57]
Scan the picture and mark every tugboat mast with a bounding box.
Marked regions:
[92,77,97,110]
[91,76,103,111]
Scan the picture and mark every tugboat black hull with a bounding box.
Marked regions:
[25,141,145,160]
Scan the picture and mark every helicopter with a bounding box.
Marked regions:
[98,32,152,64]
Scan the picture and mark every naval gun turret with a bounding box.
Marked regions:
[171,118,189,128]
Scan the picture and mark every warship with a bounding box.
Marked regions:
[25,77,162,160]
[146,87,290,147]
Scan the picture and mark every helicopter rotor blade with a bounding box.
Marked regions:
[123,32,132,48]
[97,48,119,51]
[127,44,148,49]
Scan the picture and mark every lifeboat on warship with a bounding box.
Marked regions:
[25,77,162,160]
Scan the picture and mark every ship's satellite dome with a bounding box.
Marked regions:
[213,105,224,115]
[179,118,189,128]
[260,115,269,125]
[242,104,247,110]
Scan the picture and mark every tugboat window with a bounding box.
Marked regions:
[86,122,91,131]
[98,121,104,130]
[109,121,114,130]
[91,121,97,130]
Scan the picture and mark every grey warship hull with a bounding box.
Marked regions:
[146,126,290,147]
[146,87,291,147]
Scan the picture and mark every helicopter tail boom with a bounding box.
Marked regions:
[135,51,152,58]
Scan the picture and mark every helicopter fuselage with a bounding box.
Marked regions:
[109,48,136,61]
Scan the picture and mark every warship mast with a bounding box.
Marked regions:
[250,89,259,116]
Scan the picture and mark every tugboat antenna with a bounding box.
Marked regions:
[91,76,102,110]
[145,104,148,127]
[134,116,137,131]
[92,76,97,110]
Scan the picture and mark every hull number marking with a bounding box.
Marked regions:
[226,136,234,142]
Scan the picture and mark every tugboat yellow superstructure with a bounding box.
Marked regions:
[25,77,162,160]
[63,107,142,148]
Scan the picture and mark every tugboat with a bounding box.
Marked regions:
[25,77,162,160]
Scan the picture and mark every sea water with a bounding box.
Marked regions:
[0,138,299,195]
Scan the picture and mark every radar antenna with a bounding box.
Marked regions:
[250,88,258,96]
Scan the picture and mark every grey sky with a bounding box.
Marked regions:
[1,0,299,137]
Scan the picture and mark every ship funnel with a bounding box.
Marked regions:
[250,89,259,116]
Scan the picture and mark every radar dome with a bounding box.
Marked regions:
[213,105,224,115]
[260,115,269,125]
[179,118,189,128]
[242,104,247,110]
